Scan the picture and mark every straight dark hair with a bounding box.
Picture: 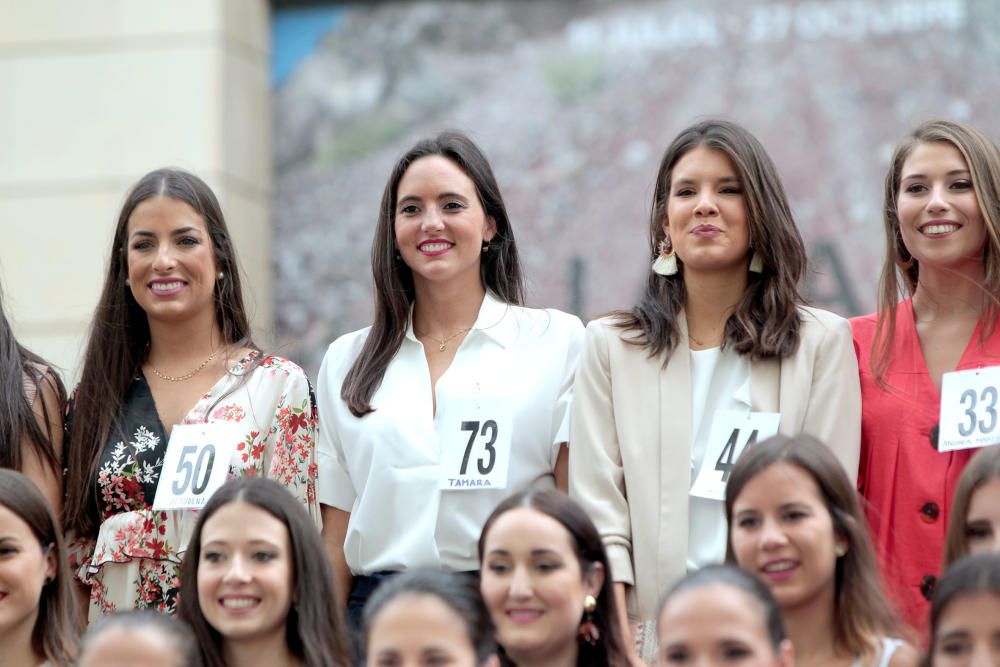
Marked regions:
[0,469,80,665]
[871,120,1000,383]
[0,289,65,474]
[478,489,630,667]
[363,568,497,665]
[79,610,202,667]
[943,446,1000,567]
[615,119,806,363]
[926,554,1000,667]
[341,131,525,417]
[658,564,787,653]
[178,477,351,667]
[65,168,258,537]
[724,435,900,659]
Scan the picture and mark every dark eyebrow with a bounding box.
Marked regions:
[129,226,202,239]
[674,176,741,185]
[901,169,971,180]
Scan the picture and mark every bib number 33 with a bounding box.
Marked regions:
[939,366,1000,452]
[439,399,513,491]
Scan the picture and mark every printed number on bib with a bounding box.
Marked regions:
[939,366,1000,451]
[152,423,240,510]
[690,411,780,501]
[438,398,513,491]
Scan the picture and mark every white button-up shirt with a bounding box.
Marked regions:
[317,293,584,573]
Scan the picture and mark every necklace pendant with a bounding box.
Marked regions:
[438,343,446,352]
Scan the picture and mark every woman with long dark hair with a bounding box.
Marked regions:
[924,554,1000,666]
[942,446,1000,568]
[0,290,65,515]
[64,168,319,620]
[317,131,583,622]
[852,120,1000,632]
[726,435,917,667]
[478,488,629,667]
[570,119,860,661]
[178,477,351,667]
[0,469,80,667]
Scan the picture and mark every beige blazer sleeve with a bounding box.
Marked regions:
[569,319,635,586]
[790,307,862,483]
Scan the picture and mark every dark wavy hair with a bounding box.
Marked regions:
[615,119,806,362]
[871,120,1000,383]
[341,131,525,417]
[943,446,1000,567]
[0,287,65,477]
[65,167,258,537]
[0,469,80,665]
[478,489,629,667]
[658,564,787,654]
[78,610,202,667]
[926,554,1000,667]
[178,477,351,667]
[725,435,900,660]
[363,568,497,665]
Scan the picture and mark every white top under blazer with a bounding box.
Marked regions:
[317,292,584,573]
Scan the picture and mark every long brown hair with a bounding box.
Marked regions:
[478,489,630,667]
[0,287,65,475]
[65,168,258,537]
[725,435,901,659]
[615,119,806,363]
[943,446,1000,567]
[340,131,525,417]
[871,120,1000,383]
[178,477,351,667]
[0,469,81,665]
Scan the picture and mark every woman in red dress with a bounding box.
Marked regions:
[853,119,1000,632]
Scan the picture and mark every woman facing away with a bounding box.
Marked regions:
[0,287,65,515]
[852,120,1000,632]
[64,168,319,621]
[570,118,861,662]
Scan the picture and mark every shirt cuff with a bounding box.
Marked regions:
[317,450,356,510]
[606,543,635,587]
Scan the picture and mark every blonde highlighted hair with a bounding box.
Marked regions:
[871,120,1000,382]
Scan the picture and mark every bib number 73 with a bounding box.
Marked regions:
[438,398,513,491]
[460,420,498,475]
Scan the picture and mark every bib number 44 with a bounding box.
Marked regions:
[715,428,760,483]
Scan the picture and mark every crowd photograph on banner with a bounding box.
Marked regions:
[3,0,1000,665]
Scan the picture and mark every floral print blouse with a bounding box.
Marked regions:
[70,353,319,620]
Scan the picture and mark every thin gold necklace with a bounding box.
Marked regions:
[416,327,471,352]
[149,350,217,382]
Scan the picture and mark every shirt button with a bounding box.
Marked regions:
[920,574,937,601]
[920,502,940,522]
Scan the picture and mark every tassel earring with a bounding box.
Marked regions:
[578,594,600,645]
[749,252,764,273]
[652,238,678,276]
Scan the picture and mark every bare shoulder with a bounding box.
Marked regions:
[886,642,921,667]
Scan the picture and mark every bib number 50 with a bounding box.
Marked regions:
[171,444,217,496]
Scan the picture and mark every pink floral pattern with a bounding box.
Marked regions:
[70,353,319,621]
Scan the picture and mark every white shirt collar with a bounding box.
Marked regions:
[404,291,518,349]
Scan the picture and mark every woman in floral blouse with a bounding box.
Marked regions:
[64,168,319,621]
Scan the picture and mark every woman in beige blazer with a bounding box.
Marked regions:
[569,119,861,664]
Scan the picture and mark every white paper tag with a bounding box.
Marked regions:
[437,397,513,491]
[938,366,1000,452]
[152,423,240,510]
[690,411,781,501]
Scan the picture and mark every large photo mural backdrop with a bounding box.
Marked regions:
[272,0,998,373]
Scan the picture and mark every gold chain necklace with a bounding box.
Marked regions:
[149,350,217,382]
[416,327,471,352]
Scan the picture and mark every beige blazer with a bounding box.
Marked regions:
[569,306,861,620]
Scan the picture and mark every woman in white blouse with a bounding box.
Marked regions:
[569,119,861,664]
[317,131,583,625]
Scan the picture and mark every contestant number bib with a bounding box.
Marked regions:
[152,423,240,510]
[939,366,1000,452]
[690,411,780,501]
[438,398,512,491]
